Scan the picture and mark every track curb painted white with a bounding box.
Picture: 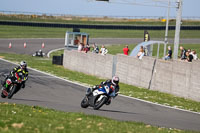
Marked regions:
[47,48,64,58]
[0,58,200,115]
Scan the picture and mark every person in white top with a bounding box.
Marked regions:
[78,43,83,52]
[137,46,145,60]
[100,45,108,55]
[191,50,198,60]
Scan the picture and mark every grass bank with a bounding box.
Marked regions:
[1,25,200,38]
[1,103,197,133]
[0,52,200,113]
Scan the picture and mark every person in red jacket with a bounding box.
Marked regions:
[123,45,129,55]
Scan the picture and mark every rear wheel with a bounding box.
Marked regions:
[81,97,89,108]
[93,96,108,110]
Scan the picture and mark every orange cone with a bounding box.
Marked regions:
[24,42,27,48]
[42,43,45,48]
[9,43,12,48]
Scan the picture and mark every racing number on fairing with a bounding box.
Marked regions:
[104,86,110,93]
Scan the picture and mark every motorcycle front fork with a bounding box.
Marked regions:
[1,84,7,90]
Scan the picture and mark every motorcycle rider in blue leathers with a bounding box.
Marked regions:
[92,76,120,105]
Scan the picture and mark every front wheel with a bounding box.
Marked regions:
[8,85,17,99]
[1,87,7,98]
[81,97,89,108]
[93,96,108,110]
[1,92,6,98]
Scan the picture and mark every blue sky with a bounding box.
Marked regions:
[0,0,199,18]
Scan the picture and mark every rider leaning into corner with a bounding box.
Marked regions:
[91,76,120,105]
[2,61,29,92]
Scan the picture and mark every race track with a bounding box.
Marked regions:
[0,38,200,131]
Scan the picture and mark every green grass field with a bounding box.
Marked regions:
[1,103,197,133]
[1,14,200,39]
[0,25,200,38]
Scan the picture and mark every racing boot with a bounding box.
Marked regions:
[105,98,111,105]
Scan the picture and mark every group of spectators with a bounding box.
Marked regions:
[179,46,198,62]
[78,43,108,55]
[78,43,90,53]
[78,43,198,62]
[163,45,198,62]
[123,45,145,59]
[92,44,108,55]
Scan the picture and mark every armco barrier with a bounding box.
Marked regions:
[1,20,200,30]
[63,50,200,102]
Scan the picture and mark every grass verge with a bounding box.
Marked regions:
[1,25,200,38]
[0,102,197,133]
[0,52,200,113]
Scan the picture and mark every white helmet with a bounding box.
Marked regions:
[20,61,27,68]
[112,76,119,86]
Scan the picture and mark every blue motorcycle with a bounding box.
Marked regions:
[81,85,113,110]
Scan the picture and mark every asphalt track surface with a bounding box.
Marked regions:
[0,38,200,131]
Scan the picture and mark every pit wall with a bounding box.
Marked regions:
[150,59,200,101]
[63,50,200,102]
[63,50,113,79]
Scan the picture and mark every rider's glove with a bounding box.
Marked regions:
[21,83,25,88]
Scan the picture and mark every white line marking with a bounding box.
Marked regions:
[0,58,200,115]
[47,48,64,58]
[29,75,58,78]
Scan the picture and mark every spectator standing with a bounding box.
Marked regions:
[123,45,129,55]
[92,43,99,54]
[179,46,187,60]
[144,30,150,42]
[137,46,145,60]
[100,45,108,55]
[164,46,172,60]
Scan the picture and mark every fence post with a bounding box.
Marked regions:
[157,43,160,58]
[112,56,117,77]
[148,59,157,89]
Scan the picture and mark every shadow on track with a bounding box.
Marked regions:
[87,108,138,115]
